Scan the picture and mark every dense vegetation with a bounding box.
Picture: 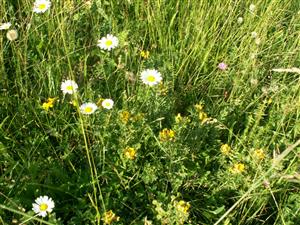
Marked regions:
[0,0,299,224]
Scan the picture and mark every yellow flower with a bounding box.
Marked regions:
[199,111,209,123]
[102,210,120,224]
[158,82,168,96]
[159,128,175,142]
[84,1,92,8]
[42,102,52,111]
[175,200,191,214]
[220,144,231,155]
[123,147,136,160]
[175,113,183,123]
[42,97,56,111]
[231,163,245,174]
[195,103,204,112]
[119,111,131,124]
[140,50,150,59]
[267,98,272,104]
[168,130,175,139]
[254,149,265,160]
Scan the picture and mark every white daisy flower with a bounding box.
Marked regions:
[80,102,98,114]
[97,34,118,51]
[251,31,258,39]
[61,80,78,94]
[237,17,243,24]
[101,99,114,110]
[249,4,256,12]
[255,37,261,45]
[140,69,162,86]
[0,22,11,30]
[32,196,55,217]
[33,0,51,13]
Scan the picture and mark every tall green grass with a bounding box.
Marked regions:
[1,0,299,224]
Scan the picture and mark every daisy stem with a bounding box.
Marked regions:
[57,16,104,223]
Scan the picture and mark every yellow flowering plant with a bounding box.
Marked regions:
[42,97,57,111]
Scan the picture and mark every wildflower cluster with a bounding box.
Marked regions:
[194,103,210,124]
[174,113,191,127]
[230,163,245,174]
[253,148,266,160]
[140,50,150,59]
[119,110,131,124]
[220,143,231,155]
[123,147,137,160]
[220,143,246,174]
[174,199,191,223]
[42,97,56,111]
[159,128,175,142]
[153,197,191,224]
[102,210,120,224]
[1,1,297,224]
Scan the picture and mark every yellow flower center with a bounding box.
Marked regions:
[105,40,113,47]
[38,4,47,10]
[66,85,73,91]
[146,75,156,82]
[84,107,93,113]
[105,102,111,107]
[39,203,48,211]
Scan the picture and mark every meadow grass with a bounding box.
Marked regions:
[0,0,300,224]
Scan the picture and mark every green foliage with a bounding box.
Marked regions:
[0,0,299,224]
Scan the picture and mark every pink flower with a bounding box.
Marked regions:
[218,62,228,71]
